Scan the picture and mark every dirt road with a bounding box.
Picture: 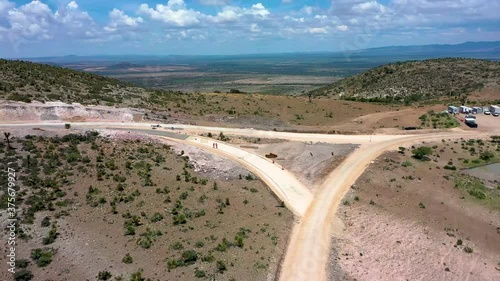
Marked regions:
[278,131,491,281]
[0,121,496,281]
[166,135,313,216]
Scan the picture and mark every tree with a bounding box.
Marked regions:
[4,132,12,149]
[64,123,71,129]
[459,94,468,105]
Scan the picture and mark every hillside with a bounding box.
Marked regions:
[0,59,148,106]
[308,58,500,104]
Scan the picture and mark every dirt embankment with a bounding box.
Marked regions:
[0,101,144,123]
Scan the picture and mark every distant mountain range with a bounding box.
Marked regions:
[20,41,500,64]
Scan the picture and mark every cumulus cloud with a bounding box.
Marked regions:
[138,0,203,27]
[105,9,144,32]
[0,0,499,56]
[210,3,270,23]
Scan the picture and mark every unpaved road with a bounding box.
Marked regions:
[278,131,493,281]
[0,121,496,281]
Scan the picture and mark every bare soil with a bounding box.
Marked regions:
[0,131,293,281]
[252,141,358,189]
[332,139,500,281]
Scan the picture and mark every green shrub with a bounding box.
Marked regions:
[31,248,54,267]
[122,253,133,264]
[97,271,112,280]
[468,189,486,200]
[170,242,184,250]
[150,212,164,223]
[464,246,473,253]
[216,260,227,273]
[412,146,433,161]
[13,269,33,281]
[181,250,198,265]
[480,151,494,161]
[194,269,206,278]
[401,161,413,167]
[443,165,457,170]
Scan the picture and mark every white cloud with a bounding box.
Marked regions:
[336,24,349,31]
[67,1,79,10]
[105,9,143,32]
[0,0,13,15]
[250,23,260,32]
[352,1,387,14]
[284,16,305,23]
[138,0,203,27]
[209,3,270,23]
[309,27,328,34]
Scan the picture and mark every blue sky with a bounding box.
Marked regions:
[0,0,499,57]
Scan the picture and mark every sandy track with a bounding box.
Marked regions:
[278,131,490,281]
[163,135,313,216]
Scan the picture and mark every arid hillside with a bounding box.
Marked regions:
[0,131,292,281]
[309,58,500,104]
[0,59,148,106]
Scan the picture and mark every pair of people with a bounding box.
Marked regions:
[212,143,218,149]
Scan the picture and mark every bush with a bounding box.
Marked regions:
[443,165,457,170]
[468,189,486,200]
[412,146,433,161]
[181,250,198,265]
[97,271,112,280]
[464,246,473,253]
[418,202,426,209]
[13,269,33,281]
[479,151,494,161]
[170,242,184,250]
[150,212,164,223]
[64,123,71,129]
[122,253,133,264]
[401,161,412,167]
[16,259,30,269]
[216,260,227,273]
[194,269,206,278]
[41,216,50,227]
[31,248,54,267]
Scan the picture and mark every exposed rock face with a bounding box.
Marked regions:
[0,101,143,122]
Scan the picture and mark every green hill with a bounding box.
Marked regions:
[0,59,149,106]
[308,58,500,104]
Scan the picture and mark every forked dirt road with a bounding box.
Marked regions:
[278,131,492,281]
[0,121,496,281]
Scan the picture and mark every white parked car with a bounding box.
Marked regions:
[493,112,499,117]
[484,111,491,115]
